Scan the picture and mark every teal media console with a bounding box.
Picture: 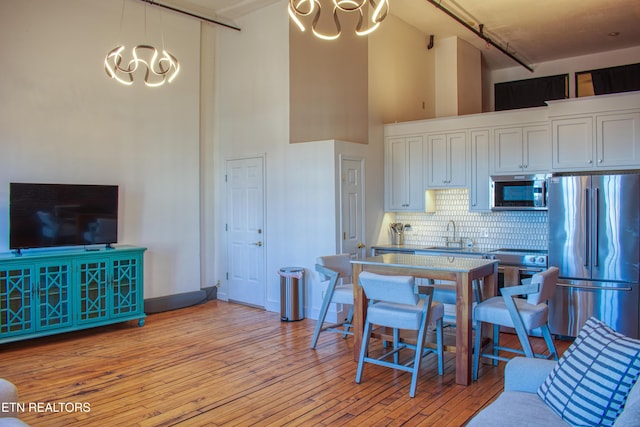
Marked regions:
[0,245,146,344]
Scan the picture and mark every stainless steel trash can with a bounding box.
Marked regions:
[278,267,305,321]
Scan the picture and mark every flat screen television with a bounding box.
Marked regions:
[9,183,119,250]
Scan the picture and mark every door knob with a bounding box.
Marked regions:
[253,241,263,247]
[357,243,365,249]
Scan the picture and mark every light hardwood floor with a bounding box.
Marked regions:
[0,301,571,426]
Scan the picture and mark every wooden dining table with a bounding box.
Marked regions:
[351,253,498,386]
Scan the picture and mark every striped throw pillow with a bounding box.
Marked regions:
[537,317,640,426]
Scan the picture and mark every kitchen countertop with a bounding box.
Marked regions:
[355,253,497,272]
[371,244,495,257]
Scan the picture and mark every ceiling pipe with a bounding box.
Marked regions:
[140,0,241,32]
[425,0,533,72]
[427,34,435,50]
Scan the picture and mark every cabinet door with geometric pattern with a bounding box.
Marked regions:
[111,255,142,319]
[77,258,109,324]
[0,264,34,337]
[36,261,72,331]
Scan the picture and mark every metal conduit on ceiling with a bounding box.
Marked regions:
[426,0,533,72]
[140,0,241,32]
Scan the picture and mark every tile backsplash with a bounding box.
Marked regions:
[394,188,548,251]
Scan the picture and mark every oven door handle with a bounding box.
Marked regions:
[498,266,545,275]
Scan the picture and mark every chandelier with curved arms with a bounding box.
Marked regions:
[288,0,390,41]
[104,44,180,87]
[104,0,180,87]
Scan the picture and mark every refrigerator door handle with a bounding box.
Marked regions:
[594,187,599,267]
[556,282,633,292]
[584,188,590,268]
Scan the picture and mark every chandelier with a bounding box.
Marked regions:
[104,0,180,87]
[104,45,180,87]
[288,0,390,41]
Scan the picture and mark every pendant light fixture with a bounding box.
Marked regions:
[288,0,389,41]
[104,0,180,87]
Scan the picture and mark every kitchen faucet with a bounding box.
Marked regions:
[445,220,462,247]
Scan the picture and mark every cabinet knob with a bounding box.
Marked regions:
[598,159,603,163]
[588,159,593,164]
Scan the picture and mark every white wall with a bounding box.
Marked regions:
[0,0,203,299]
[368,14,436,124]
[486,46,640,110]
[11,0,629,317]
[213,2,385,316]
[433,37,482,117]
[435,37,459,118]
[0,0,384,318]
[213,1,290,312]
[457,38,482,115]
[289,16,369,144]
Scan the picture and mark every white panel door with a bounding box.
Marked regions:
[226,157,265,307]
[340,157,365,258]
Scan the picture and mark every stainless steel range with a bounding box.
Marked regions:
[488,248,548,287]
[489,248,548,268]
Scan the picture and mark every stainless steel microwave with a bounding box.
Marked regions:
[490,174,549,210]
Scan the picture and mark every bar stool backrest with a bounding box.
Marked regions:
[358,271,418,306]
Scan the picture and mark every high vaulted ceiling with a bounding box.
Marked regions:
[159,0,640,71]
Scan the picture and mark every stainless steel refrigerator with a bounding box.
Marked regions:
[548,173,640,339]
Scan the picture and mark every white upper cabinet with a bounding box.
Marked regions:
[469,129,491,212]
[425,132,467,189]
[383,91,640,212]
[597,112,640,168]
[551,117,594,170]
[549,92,640,171]
[551,112,640,170]
[385,136,425,212]
[493,124,550,173]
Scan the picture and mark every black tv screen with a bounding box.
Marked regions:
[9,183,119,250]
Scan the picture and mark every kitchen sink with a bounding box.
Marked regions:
[416,246,489,259]
[422,246,465,251]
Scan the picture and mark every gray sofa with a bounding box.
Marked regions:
[467,357,640,426]
[0,379,28,426]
